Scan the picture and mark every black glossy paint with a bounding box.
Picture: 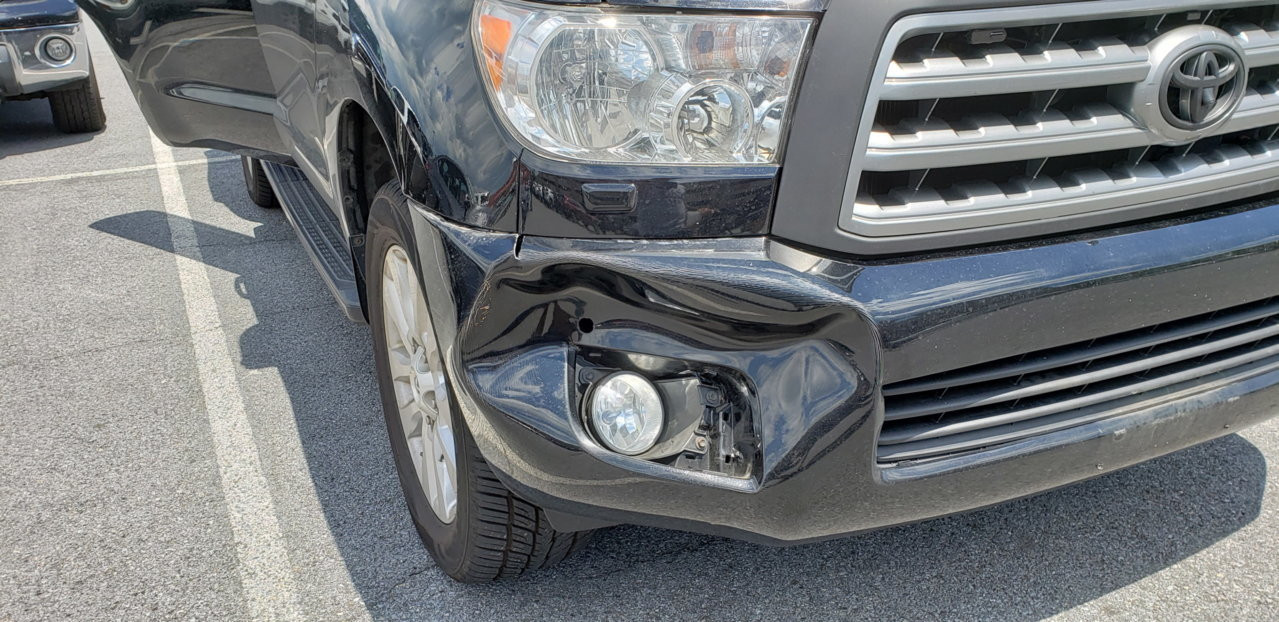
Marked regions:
[79,0,822,238]
[78,0,1279,543]
[409,196,1279,541]
[79,0,287,156]
[342,0,523,230]
[255,0,324,183]
[0,0,78,29]
[521,154,776,239]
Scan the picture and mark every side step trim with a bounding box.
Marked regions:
[262,162,364,322]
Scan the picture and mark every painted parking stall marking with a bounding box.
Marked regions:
[148,133,304,622]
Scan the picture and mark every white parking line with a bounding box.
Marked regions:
[149,134,304,622]
[0,156,237,187]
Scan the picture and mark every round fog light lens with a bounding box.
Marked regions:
[589,372,664,455]
[43,37,73,63]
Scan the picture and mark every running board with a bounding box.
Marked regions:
[262,162,364,322]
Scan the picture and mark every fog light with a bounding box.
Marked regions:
[589,372,664,455]
[43,37,73,63]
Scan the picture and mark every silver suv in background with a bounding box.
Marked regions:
[1,0,104,133]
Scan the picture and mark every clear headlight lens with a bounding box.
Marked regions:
[474,0,813,164]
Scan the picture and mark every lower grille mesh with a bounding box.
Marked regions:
[878,297,1279,463]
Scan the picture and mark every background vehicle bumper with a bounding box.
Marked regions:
[409,199,1279,543]
[0,22,90,98]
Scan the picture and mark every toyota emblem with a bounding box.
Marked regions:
[1161,43,1246,131]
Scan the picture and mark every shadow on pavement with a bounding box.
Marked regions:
[0,99,97,158]
[88,158,1269,621]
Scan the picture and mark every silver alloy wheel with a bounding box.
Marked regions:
[381,245,458,523]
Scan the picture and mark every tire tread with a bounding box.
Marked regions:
[454,435,594,582]
[242,156,278,208]
[48,72,106,134]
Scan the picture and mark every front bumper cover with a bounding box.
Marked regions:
[405,199,1279,544]
[0,22,90,98]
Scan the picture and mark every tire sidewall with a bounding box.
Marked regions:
[365,183,473,578]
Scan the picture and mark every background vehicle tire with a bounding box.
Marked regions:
[241,156,278,208]
[48,70,106,134]
[366,180,592,582]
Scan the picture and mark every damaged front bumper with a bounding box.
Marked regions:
[405,199,1279,544]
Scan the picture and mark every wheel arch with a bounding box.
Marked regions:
[333,51,439,309]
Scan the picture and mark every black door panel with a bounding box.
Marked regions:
[79,0,288,156]
[251,0,325,177]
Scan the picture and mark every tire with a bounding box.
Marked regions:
[366,180,592,582]
[241,156,278,208]
[48,70,106,134]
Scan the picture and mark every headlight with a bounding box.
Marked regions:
[474,0,813,165]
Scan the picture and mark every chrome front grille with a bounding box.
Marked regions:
[878,297,1279,464]
[842,1,1279,239]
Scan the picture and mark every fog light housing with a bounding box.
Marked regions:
[42,36,74,63]
[588,372,664,455]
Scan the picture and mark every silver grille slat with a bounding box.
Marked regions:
[843,1,1279,240]
[866,104,1147,170]
[870,87,1279,170]
[856,140,1279,235]
[1223,85,1279,130]
[883,39,1151,100]
[1233,21,1279,66]
[884,25,1279,101]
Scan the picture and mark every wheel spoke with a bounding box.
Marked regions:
[386,348,411,391]
[414,287,433,351]
[416,370,442,403]
[419,426,439,509]
[435,419,457,475]
[387,345,413,373]
[380,243,458,524]
[393,378,415,410]
[400,402,423,445]
[382,278,414,351]
[434,444,457,518]
[396,256,419,342]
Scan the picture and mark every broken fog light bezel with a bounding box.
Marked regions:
[575,346,760,481]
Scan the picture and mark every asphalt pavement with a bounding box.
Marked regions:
[1,26,1277,622]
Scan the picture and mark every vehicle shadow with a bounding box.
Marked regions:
[89,157,1270,621]
[0,99,96,158]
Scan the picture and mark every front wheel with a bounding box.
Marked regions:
[366,180,591,582]
[47,70,106,134]
[240,156,278,208]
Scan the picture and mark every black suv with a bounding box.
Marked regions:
[80,0,1279,582]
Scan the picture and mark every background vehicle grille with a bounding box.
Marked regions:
[878,297,1279,463]
[846,1,1279,239]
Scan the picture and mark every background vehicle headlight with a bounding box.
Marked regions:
[474,0,813,165]
[589,372,664,455]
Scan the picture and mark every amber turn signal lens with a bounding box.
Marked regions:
[478,15,512,88]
